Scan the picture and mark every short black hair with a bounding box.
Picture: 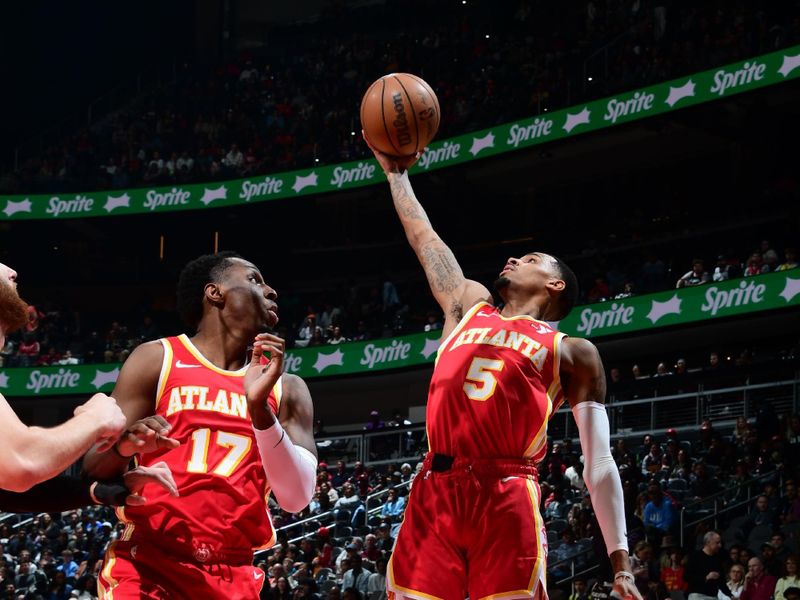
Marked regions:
[547,254,578,321]
[176,251,242,329]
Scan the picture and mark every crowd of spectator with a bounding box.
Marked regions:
[3,1,798,195]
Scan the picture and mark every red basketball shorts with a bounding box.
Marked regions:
[387,455,548,600]
[98,539,265,600]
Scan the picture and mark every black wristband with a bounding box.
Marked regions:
[92,480,129,506]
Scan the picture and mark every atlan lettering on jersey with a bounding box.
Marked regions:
[449,327,548,371]
[165,386,248,419]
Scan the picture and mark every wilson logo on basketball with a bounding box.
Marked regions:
[391,92,412,147]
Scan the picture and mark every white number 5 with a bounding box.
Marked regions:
[463,357,504,401]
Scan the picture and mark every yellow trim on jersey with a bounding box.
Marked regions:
[273,375,283,415]
[477,480,545,600]
[113,507,136,541]
[435,301,489,364]
[253,485,277,551]
[524,390,552,459]
[387,558,447,600]
[549,332,567,412]
[99,541,119,599]
[154,338,174,411]
[523,331,566,459]
[177,334,248,376]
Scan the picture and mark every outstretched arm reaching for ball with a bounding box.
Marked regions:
[561,337,642,600]
[365,135,492,339]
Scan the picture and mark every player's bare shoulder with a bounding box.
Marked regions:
[559,337,606,407]
[560,337,602,373]
[114,340,165,390]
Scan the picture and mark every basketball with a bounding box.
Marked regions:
[360,73,441,157]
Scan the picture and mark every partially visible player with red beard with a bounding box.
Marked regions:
[0,261,127,491]
[0,262,177,508]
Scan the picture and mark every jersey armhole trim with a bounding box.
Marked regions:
[434,301,490,364]
[154,338,173,411]
[548,331,567,412]
[273,375,283,416]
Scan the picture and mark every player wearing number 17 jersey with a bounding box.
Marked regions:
[83,252,317,600]
[366,137,643,600]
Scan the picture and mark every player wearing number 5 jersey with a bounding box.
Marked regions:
[83,252,317,600]
[365,136,643,600]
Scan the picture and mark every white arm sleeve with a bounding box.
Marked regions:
[573,401,628,555]
[253,420,317,513]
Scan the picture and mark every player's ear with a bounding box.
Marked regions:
[204,281,224,306]
[546,278,566,293]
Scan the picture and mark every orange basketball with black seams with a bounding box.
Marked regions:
[360,73,440,157]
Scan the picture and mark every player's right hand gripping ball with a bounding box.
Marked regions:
[360,73,440,157]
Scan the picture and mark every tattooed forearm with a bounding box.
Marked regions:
[420,241,464,295]
[389,173,428,221]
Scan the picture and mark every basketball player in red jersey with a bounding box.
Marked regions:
[365,139,642,600]
[83,252,317,600]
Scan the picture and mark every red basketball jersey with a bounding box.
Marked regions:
[118,334,280,553]
[427,301,566,462]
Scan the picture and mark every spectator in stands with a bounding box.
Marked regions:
[745,495,778,531]
[770,533,791,563]
[380,489,405,523]
[544,486,570,521]
[760,543,782,578]
[375,524,394,554]
[328,326,347,345]
[423,312,442,332]
[17,332,40,366]
[714,255,736,282]
[615,282,635,300]
[780,480,800,524]
[784,588,800,600]
[334,483,363,519]
[777,249,798,271]
[775,558,800,600]
[689,462,721,500]
[643,481,674,541]
[723,564,746,600]
[363,411,385,432]
[367,556,387,600]
[331,461,348,488]
[653,362,673,378]
[642,444,664,476]
[631,541,657,596]
[741,557,777,600]
[676,260,711,288]
[57,350,79,365]
[565,456,586,492]
[686,531,729,600]
[762,250,780,274]
[342,588,362,600]
[661,545,688,593]
[570,578,590,600]
[342,555,371,597]
[744,254,765,277]
[296,315,317,348]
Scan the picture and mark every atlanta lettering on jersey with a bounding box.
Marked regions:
[165,386,248,419]
[449,327,549,371]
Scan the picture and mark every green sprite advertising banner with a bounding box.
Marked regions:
[557,270,800,337]
[2,46,799,220]
[2,272,797,396]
